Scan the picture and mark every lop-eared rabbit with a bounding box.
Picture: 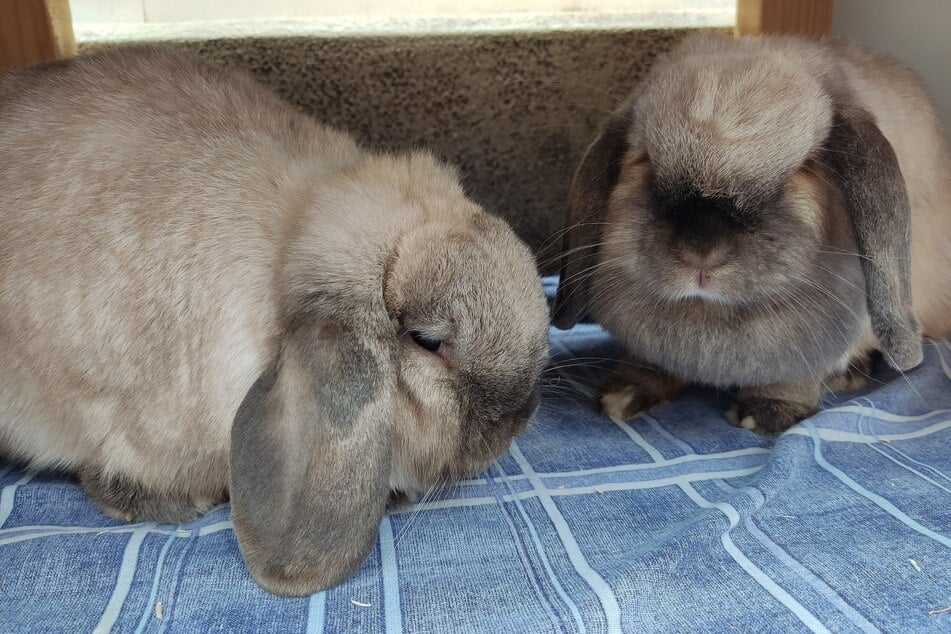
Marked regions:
[0,47,549,595]
[553,34,951,432]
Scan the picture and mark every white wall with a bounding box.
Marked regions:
[832,0,951,135]
[70,0,735,23]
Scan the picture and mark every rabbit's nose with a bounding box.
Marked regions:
[680,244,730,270]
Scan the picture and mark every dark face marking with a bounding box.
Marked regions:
[457,372,542,474]
[651,186,744,248]
[608,168,819,308]
[464,372,521,420]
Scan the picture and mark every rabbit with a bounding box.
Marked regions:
[0,46,550,596]
[552,33,951,434]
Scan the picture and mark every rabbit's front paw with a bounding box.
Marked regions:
[726,397,815,434]
[599,365,681,420]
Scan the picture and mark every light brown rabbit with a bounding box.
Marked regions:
[553,33,951,433]
[0,47,549,596]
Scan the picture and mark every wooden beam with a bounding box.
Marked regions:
[0,0,77,73]
[736,0,834,37]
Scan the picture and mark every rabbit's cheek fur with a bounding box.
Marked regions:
[389,379,462,493]
[388,368,542,492]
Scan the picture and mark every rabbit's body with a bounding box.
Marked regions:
[0,48,549,595]
[0,51,355,501]
[554,34,951,432]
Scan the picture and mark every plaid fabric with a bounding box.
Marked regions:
[2,280,950,632]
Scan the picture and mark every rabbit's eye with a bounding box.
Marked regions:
[409,330,442,353]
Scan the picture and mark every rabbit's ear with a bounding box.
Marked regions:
[230,317,395,596]
[824,105,922,370]
[552,111,633,329]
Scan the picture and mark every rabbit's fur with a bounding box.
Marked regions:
[553,34,951,432]
[0,47,549,595]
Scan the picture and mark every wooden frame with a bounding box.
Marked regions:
[736,0,834,37]
[0,0,76,73]
[1,1,834,74]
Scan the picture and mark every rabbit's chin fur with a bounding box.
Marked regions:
[554,34,951,432]
[0,46,549,595]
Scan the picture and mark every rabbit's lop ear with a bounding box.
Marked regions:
[552,111,633,329]
[230,318,394,596]
[824,104,922,370]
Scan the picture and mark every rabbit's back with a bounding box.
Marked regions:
[0,48,355,493]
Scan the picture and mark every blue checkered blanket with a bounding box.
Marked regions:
[2,280,951,632]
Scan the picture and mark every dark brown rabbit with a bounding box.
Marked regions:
[0,47,549,595]
[553,33,951,433]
